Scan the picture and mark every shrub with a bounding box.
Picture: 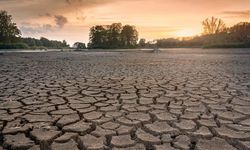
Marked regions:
[0,43,30,49]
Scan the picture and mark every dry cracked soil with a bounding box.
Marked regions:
[0,49,250,150]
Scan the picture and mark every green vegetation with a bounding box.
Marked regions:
[21,37,69,49]
[0,43,29,49]
[151,17,250,49]
[73,42,86,50]
[0,10,21,43]
[88,23,138,49]
[0,10,69,50]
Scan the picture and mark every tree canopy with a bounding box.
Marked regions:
[88,23,138,49]
[229,22,250,43]
[202,17,226,35]
[0,10,21,43]
[73,42,86,49]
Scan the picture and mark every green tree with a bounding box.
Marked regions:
[62,40,69,47]
[138,38,146,48]
[107,23,122,48]
[121,25,138,48]
[73,42,86,49]
[229,22,250,43]
[40,37,51,47]
[89,25,108,48]
[0,10,21,43]
[202,17,226,35]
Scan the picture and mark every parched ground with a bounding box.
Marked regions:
[0,49,250,150]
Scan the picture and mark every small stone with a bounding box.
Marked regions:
[111,135,136,148]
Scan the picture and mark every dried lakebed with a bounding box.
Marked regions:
[0,49,250,150]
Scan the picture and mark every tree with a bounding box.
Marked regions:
[0,10,21,43]
[107,23,122,48]
[121,25,138,48]
[202,17,226,35]
[62,40,69,48]
[73,42,86,49]
[229,22,250,43]
[88,23,139,49]
[89,25,108,48]
[40,37,51,47]
[138,38,146,48]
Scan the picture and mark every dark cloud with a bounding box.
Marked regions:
[54,15,68,28]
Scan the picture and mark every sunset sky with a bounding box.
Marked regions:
[1,0,250,45]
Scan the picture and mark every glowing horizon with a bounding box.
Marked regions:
[1,0,250,45]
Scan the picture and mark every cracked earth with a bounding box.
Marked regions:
[0,49,250,150]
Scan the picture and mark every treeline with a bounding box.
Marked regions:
[0,37,69,49]
[1,9,250,50]
[88,23,138,49]
[21,37,69,49]
[149,17,250,48]
[0,10,69,49]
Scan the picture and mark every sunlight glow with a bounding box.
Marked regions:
[175,29,198,37]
